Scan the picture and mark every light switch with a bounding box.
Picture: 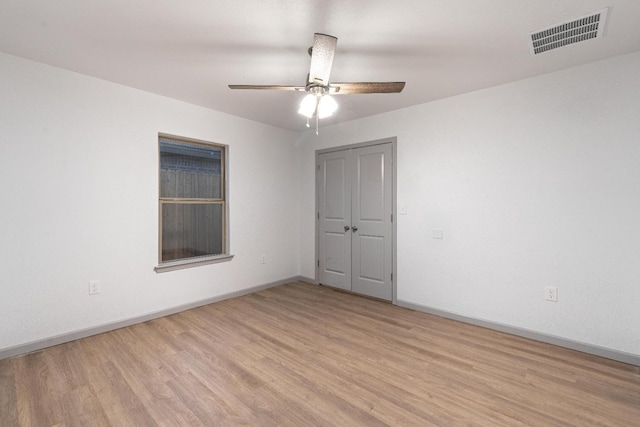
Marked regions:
[399,204,407,215]
[432,229,444,239]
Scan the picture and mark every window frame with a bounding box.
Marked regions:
[155,133,232,272]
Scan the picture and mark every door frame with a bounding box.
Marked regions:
[315,137,398,305]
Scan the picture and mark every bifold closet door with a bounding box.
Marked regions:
[317,149,352,291]
[318,143,392,301]
[350,143,392,300]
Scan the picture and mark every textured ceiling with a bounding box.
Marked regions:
[1,0,639,131]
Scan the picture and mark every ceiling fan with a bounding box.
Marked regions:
[229,33,405,133]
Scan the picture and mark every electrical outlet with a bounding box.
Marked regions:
[260,255,266,264]
[545,286,558,302]
[89,280,101,295]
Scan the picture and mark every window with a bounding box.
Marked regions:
[156,134,231,271]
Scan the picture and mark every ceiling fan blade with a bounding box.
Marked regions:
[308,33,337,85]
[330,82,406,94]
[228,85,305,91]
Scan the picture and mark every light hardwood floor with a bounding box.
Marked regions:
[1,282,639,426]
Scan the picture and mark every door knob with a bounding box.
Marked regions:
[344,225,351,232]
[352,226,358,232]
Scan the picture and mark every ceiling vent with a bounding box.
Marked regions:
[529,8,608,55]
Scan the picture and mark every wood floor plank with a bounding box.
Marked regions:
[0,356,19,426]
[58,385,111,427]
[166,372,247,425]
[2,281,639,426]
[13,351,66,426]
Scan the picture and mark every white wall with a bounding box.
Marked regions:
[3,49,639,360]
[297,51,640,356]
[0,53,299,351]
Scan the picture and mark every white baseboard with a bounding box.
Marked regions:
[0,276,307,361]
[9,278,633,367]
[297,276,318,285]
[397,299,639,367]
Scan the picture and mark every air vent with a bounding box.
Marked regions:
[529,8,608,55]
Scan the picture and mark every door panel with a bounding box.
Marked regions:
[318,151,351,291]
[324,158,347,219]
[324,232,347,273]
[356,235,385,281]
[357,152,385,221]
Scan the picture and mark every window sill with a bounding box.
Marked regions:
[154,254,234,273]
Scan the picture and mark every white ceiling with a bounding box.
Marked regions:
[1,1,639,131]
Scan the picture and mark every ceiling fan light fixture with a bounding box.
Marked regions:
[317,94,338,119]
[298,93,317,118]
[229,32,405,131]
